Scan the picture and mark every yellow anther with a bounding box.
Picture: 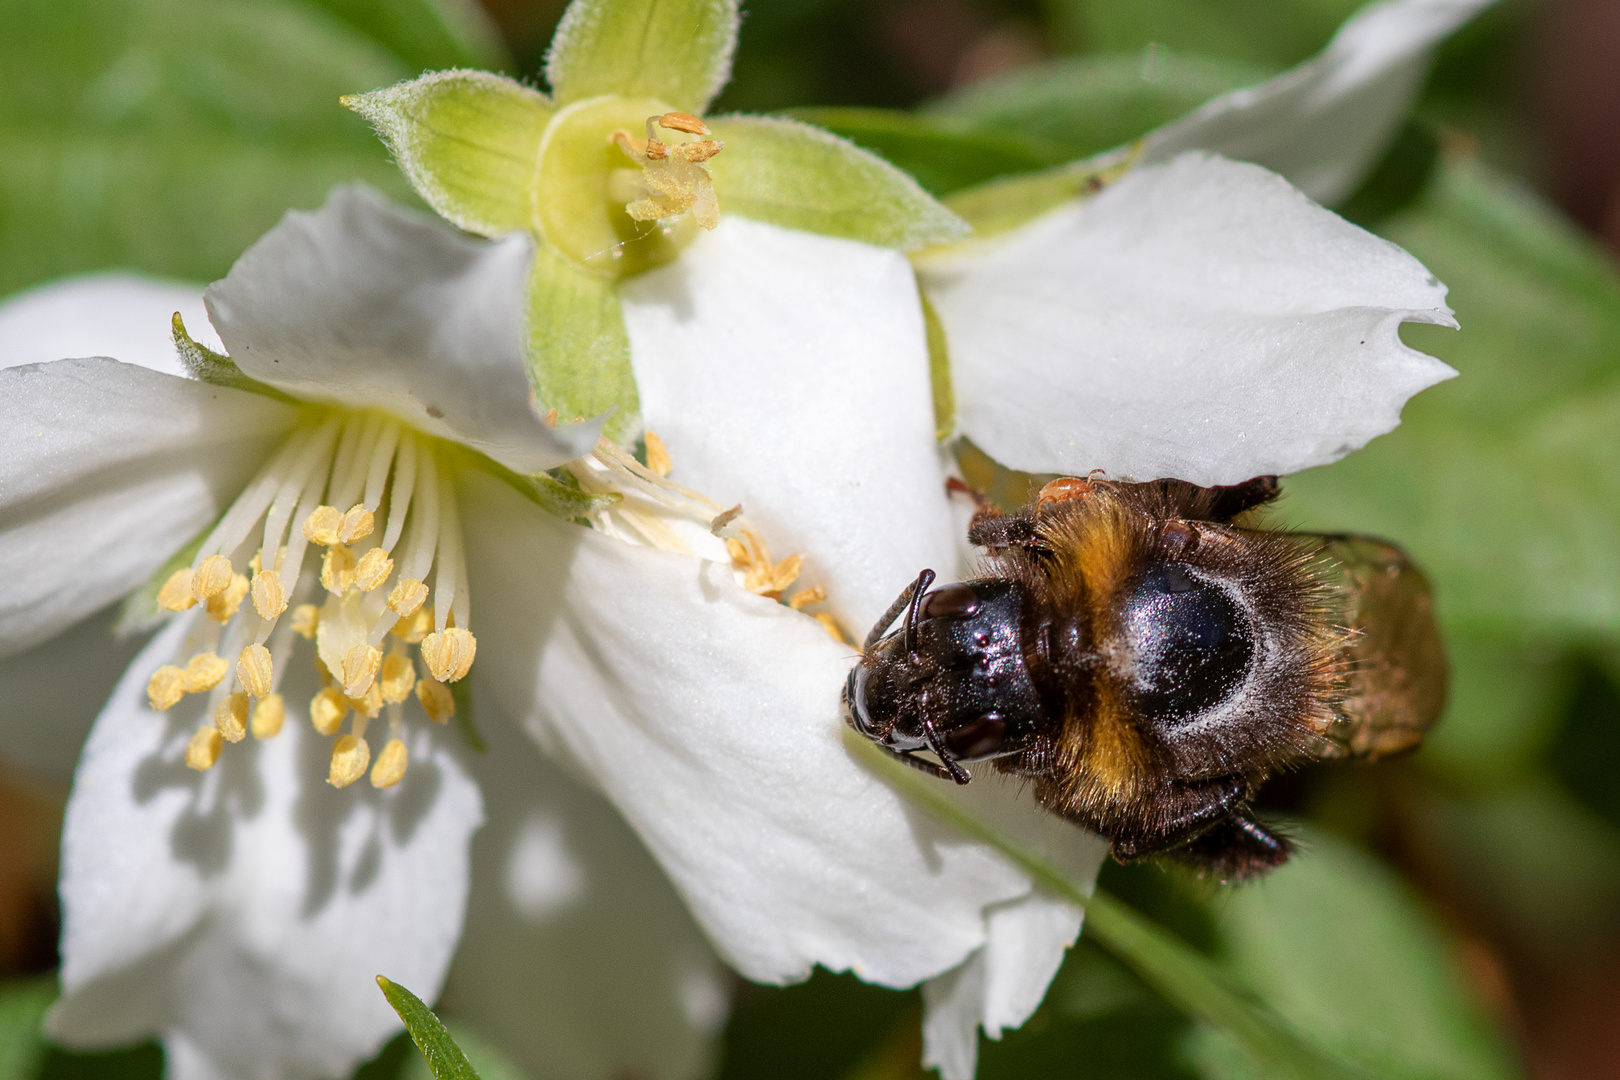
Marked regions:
[182,652,228,694]
[387,578,429,618]
[185,726,223,771]
[371,739,408,788]
[379,653,416,704]
[207,573,250,623]
[644,430,673,477]
[321,545,357,594]
[342,644,382,698]
[237,644,274,698]
[157,569,198,612]
[350,682,383,719]
[416,678,454,724]
[421,628,477,683]
[392,607,433,644]
[788,585,827,610]
[147,665,187,711]
[337,504,375,544]
[214,692,249,743]
[815,611,851,646]
[290,604,320,639]
[251,694,285,739]
[328,735,370,788]
[310,686,349,736]
[659,111,710,136]
[302,505,343,546]
[191,555,234,601]
[354,548,394,592]
[252,570,287,620]
[727,531,803,598]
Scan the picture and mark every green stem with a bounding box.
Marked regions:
[843,731,1370,1080]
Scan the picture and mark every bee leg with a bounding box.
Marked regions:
[1167,814,1294,880]
[863,569,936,652]
[1108,776,1250,861]
[1204,475,1280,522]
[949,478,1037,551]
[873,741,958,781]
[921,717,973,785]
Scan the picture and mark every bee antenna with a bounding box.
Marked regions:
[921,716,972,785]
[903,568,936,656]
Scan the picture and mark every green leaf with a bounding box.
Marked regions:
[545,0,739,116]
[843,732,1370,1080]
[345,70,552,237]
[375,977,481,1080]
[1416,635,1568,789]
[399,1021,528,1080]
[0,978,53,1080]
[925,52,1271,165]
[1283,160,1620,640]
[525,243,639,443]
[305,0,511,72]
[783,107,1072,197]
[1195,827,1521,1080]
[1044,0,1360,67]
[0,0,415,296]
[706,114,968,249]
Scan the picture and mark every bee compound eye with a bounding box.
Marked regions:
[1122,562,1253,722]
[943,714,1008,761]
[918,582,981,620]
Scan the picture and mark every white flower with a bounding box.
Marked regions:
[0,186,736,1080]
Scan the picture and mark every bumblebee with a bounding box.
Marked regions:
[842,474,1446,879]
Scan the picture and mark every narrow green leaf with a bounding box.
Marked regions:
[706,114,968,250]
[545,0,738,115]
[784,106,1071,196]
[925,52,1271,164]
[1043,0,1359,67]
[345,70,552,238]
[172,313,297,401]
[1196,827,1521,1080]
[0,977,53,1080]
[117,529,208,634]
[306,0,511,72]
[842,732,1369,1080]
[919,292,954,440]
[525,243,639,443]
[375,976,482,1080]
[449,677,484,753]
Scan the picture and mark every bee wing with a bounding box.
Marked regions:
[1300,534,1448,761]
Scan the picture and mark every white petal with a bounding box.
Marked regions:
[922,814,1105,1080]
[464,472,1090,992]
[920,153,1455,486]
[0,359,296,657]
[0,272,220,378]
[1144,0,1495,205]
[205,184,600,474]
[443,695,725,1080]
[620,217,957,630]
[0,607,149,782]
[48,615,484,1080]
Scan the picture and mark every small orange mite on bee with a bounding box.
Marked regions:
[844,474,1446,880]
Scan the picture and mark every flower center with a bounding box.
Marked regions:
[534,97,723,278]
[146,412,475,789]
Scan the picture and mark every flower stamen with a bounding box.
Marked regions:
[609,113,724,230]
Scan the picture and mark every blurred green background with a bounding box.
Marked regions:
[2,0,1618,1078]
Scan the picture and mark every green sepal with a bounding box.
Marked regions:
[932,147,1140,245]
[525,243,639,443]
[706,115,969,250]
[344,70,552,238]
[117,527,210,635]
[460,449,622,522]
[376,976,483,1080]
[920,291,954,441]
[786,107,1072,197]
[173,313,297,402]
[545,0,738,116]
[449,677,484,753]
